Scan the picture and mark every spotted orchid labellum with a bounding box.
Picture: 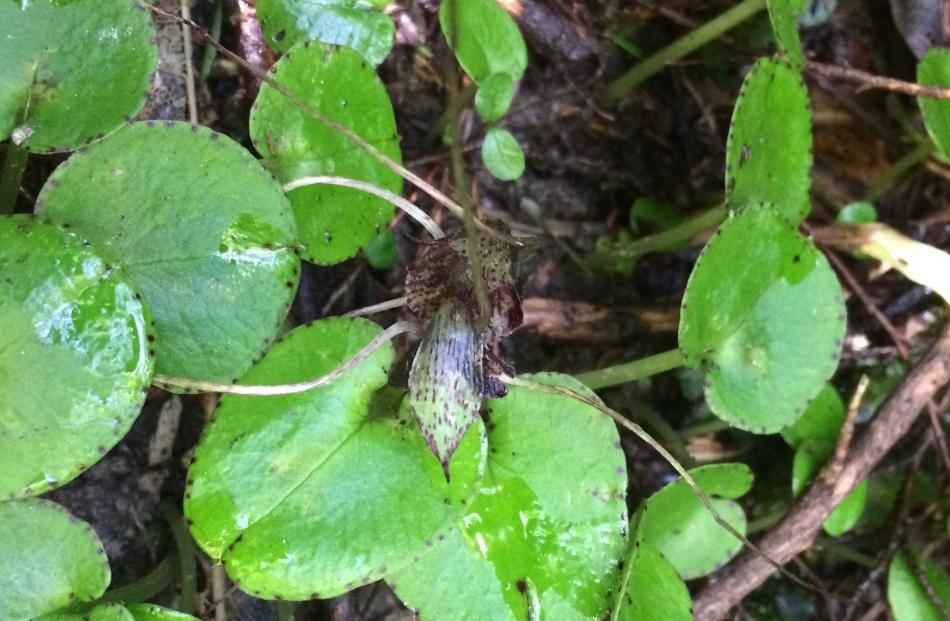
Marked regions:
[406,235,522,474]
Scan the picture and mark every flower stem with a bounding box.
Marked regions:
[161,503,197,613]
[0,141,28,215]
[599,0,768,107]
[612,202,727,259]
[575,348,686,390]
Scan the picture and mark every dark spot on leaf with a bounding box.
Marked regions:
[516,579,527,593]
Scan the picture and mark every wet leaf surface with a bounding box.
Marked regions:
[0,216,153,499]
[0,0,156,152]
[38,122,299,383]
[390,373,627,621]
[250,42,401,264]
[185,318,486,600]
[256,0,395,66]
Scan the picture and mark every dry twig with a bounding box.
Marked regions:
[805,60,950,99]
[693,322,950,621]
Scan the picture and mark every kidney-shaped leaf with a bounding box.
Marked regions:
[767,0,806,66]
[636,463,753,580]
[390,373,627,621]
[615,545,693,621]
[185,317,486,600]
[250,42,401,265]
[0,0,156,153]
[781,384,844,449]
[256,0,395,65]
[679,205,845,433]
[439,0,527,84]
[918,48,950,160]
[725,58,813,223]
[0,216,153,499]
[482,127,526,181]
[0,499,110,619]
[888,551,950,621]
[38,122,300,383]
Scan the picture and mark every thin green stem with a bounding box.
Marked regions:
[276,600,296,621]
[576,348,686,390]
[445,0,491,327]
[679,418,731,438]
[161,503,197,614]
[814,536,877,568]
[863,142,936,202]
[0,141,28,215]
[200,0,224,80]
[626,398,694,468]
[746,507,787,534]
[599,0,768,107]
[611,203,727,258]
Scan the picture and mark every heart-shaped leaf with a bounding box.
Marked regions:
[615,545,693,621]
[0,0,157,153]
[38,122,300,383]
[636,463,752,579]
[918,48,950,160]
[482,127,525,181]
[679,204,845,433]
[390,373,627,621]
[0,215,153,499]
[766,0,806,66]
[185,318,486,600]
[0,499,110,619]
[439,0,527,84]
[888,551,950,621]
[256,0,395,65]
[725,59,813,222]
[250,42,402,265]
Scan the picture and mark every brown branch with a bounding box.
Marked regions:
[804,60,950,100]
[693,322,950,621]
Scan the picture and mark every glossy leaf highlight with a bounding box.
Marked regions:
[39,122,300,383]
[0,216,153,499]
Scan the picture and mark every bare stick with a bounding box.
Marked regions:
[154,321,414,395]
[497,374,830,597]
[343,296,408,318]
[178,0,199,124]
[693,322,950,621]
[283,176,444,240]
[805,60,950,100]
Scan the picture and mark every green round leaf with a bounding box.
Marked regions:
[38,122,299,383]
[823,481,867,537]
[888,552,950,621]
[256,0,395,65]
[636,463,753,580]
[475,73,515,122]
[725,59,813,222]
[0,499,110,619]
[0,0,156,153]
[390,373,627,621]
[837,202,878,225]
[482,127,525,181]
[0,216,153,499]
[791,438,833,496]
[185,317,486,600]
[781,384,844,448]
[679,205,846,433]
[250,42,401,265]
[918,48,950,161]
[766,0,806,66]
[616,546,693,621]
[439,0,527,83]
